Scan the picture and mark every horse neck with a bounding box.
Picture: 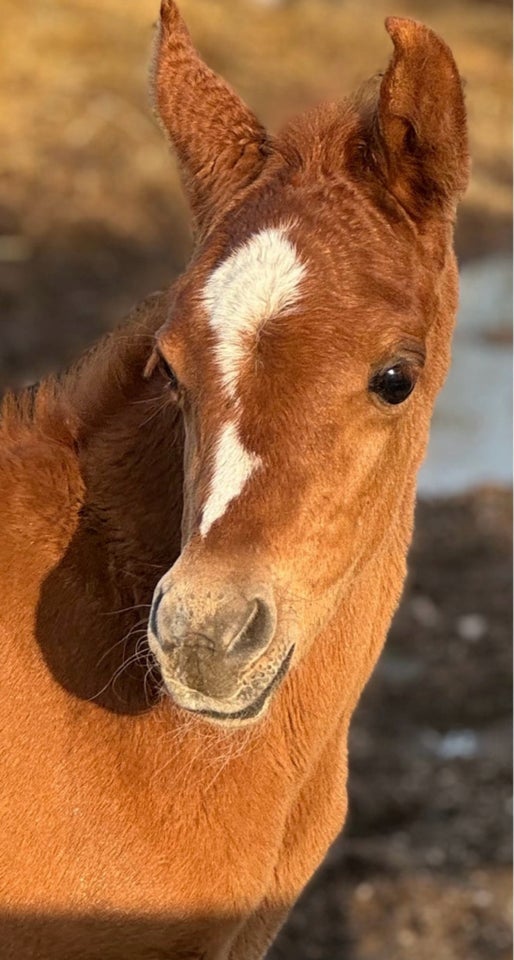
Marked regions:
[275,474,417,776]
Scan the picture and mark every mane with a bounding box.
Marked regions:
[275,78,380,169]
[0,291,169,446]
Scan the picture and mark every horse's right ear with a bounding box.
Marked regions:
[361,18,470,221]
[152,1,271,239]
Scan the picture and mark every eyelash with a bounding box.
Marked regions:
[156,352,179,392]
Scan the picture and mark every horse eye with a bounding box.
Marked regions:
[156,352,179,392]
[369,361,418,405]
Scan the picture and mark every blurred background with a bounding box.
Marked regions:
[0,0,511,957]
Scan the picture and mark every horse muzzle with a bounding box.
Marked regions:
[147,574,293,724]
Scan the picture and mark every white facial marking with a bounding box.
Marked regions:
[200,421,261,538]
[202,225,306,398]
[199,225,304,537]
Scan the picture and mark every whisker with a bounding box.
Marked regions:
[96,619,149,667]
[139,397,172,428]
[103,603,151,617]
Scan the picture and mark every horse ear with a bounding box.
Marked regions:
[152,1,271,237]
[368,18,469,220]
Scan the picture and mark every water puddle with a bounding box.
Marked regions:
[419,255,512,496]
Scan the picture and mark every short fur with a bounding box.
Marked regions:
[0,3,468,958]
[202,225,306,400]
[200,420,261,537]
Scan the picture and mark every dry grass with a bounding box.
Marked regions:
[0,0,510,388]
[0,0,511,255]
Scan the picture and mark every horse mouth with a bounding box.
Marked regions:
[162,645,295,725]
[194,645,295,722]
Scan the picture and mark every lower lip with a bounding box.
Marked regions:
[189,645,295,723]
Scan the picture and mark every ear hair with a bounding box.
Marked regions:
[355,18,470,222]
[152,1,271,239]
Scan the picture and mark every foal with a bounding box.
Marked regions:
[0,3,468,958]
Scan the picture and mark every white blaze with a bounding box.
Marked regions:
[200,224,305,537]
[202,225,306,398]
[200,421,262,538]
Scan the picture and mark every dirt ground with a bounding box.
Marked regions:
[0,1,511,958]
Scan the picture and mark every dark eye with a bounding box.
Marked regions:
[156,352,179,392]
[369,361,418,405]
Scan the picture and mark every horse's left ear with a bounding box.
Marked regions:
[366,18,470,220]
[152,1,271,238]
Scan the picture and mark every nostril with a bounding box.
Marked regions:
[228,598,275,661]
